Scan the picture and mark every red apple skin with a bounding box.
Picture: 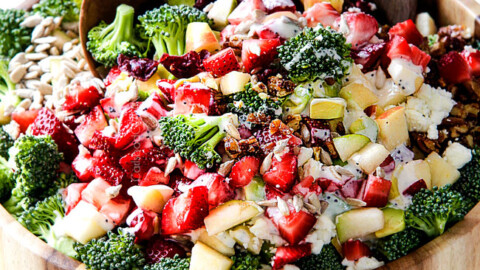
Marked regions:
[402,179,427,197]
[362,174,392,207]
[379,155,395,173]
[377,106,403,120]
[342,239,371,261]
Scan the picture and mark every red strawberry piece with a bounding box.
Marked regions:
[342,239,371,261]
[168,172,193,197]
[104,66,122,87]
[228,0,266,25]
[402,179,427,197]
[74,106,108,146]
[99,196,132,225]
[461,49,480,76]
[145,236,186,263]
[230,156,260,188]
[63,84,102,112]
[191,173,234,207]
[203,48,240,78]
[100,97,121,119]
[257,18,302,40]
[263,0,296,13]
[292,175,322,197]
[72,147,95,182]
[386,35,412,61]
[303,2,339,28]
[388,19,424,46]
[81,178,113,209]
[334,12,378,48]
[184,160,206,180]
[340,179,363,199]
[438,51,472,84]
[92,150,126,185]
[263,152,297,192]
[318,178,342,192]
[268,206,316,245]
[174,83,215,115]
[115,107,147,149]
[272,244,312,269]
[137,92,169,120]
[127,208,160,242]
[265,184,288,200]
[11,109,39,134]
[140,167,170,186]
[410,45,431,70]
[161,186,209,235]
[63,183,88,214]
[242,39,282,73]
[220,25,236,43]
[254,122,302,155]
[157,79,177,103]
[31,108,79,162]
[350,42,386,72]
[119,147,169,180]
[88,130,117,153]
[362,174,391,207]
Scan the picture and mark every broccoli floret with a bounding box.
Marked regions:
[0,59,21,125]
[0,127,14,160]
[374,228,425,262]
[453,147,480,206]
[2,135,63,216]
[405,185,469,238]
[278,26,352,83]
[32,0,81,22]
[0,156,14,202]
[0,9,32,59]
[74,230,146,270]
[231,252,262,270]
[138,4,211,57]
[294,243,344,270]
[144,255,190,270]
[158,113,236,169]
[18,193,77,257]
[87,4,149,67]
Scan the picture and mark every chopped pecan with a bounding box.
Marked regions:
[223,135,261,159]
[246,112,272,125]
[267,75,295,97]
[269,119,293,136]
[285,115,302,131]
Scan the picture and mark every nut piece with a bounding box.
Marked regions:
[260,152,273,175]
[218,160,235,177]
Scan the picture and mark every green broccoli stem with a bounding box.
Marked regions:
[408,215,438,237]
[202,130,226,150]
[105,5,136,49]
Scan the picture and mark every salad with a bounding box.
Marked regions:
[0,0,479,269]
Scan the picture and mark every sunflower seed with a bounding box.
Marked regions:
[37,83,53,95]
[9,65,27,83]
[293,195,303,212]
[14,89,34,98]
[17,99,32,110]
[9,53,27,70]
[21,14,43,28]
[41,17,54,27]
[26,53,48,61]
[307,193,321,213]
[260,152,273,175]
[25,45,35,53]
[24,71,40,80]
[277,197,290,216]
[346,198,367,207]
[31,25,45,41]
[257,199,277,207]
[35,43,51,52]
[33,36,57,44]
[218,160,235,177]
[165,157,177,176]
[106,185,122,199]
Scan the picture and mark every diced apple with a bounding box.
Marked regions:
[376,106,409,151]
[415,12,437,37]
[336,207,384,243]
[190,242,233,270]
[185,22,221,53]
[219,71,251,96]
[208,0,237,29]
[127,185,174,213]
[349,143,390,174]
[302,0,343,12]
[375,208,405,238]
[263,11,299,22]
[136,71,162,95]
[229,225,263,254]
[349,116,379,142]
[194,228,236,256]
[63,201,114,244]
[309,98,346,119]
[204,200,263,235]
[394,160,432,197]
[333,134,370,162]
[243,176,266,202]
[339,82,379,110]
[426,152,461,187]
[387,58,424,95]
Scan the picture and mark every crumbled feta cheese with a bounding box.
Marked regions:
[404,83,456,139]
[305,215,336,254]
[249,216,286,247]
[283,264,300,270]
[443,142,472,169]
[303,158,323,180]
[342,257,384,270]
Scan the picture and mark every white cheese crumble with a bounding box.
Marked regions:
[304,215,336,254]
[249,216,286,247]
[342,257,384,270]
[443,142,472,169]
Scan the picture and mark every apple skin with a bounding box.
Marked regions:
[339,82,379,110]
[376,106,409,151]
[336,207,384,243]
[127,185,174,213]
[402,179,427,196]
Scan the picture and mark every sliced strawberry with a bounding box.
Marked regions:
[161,186,209,235]
[72,147,95,182]
[63,183,88,214]
[104,66,122,87]
[115,107,147,149]
[275,209,316,245]
[461,49,480,77]
[254,120,302,155]
[11,109,39,134]
[174,83,215,115]
[81,178,113,209]
[119,147,169,180]
[362,174,391,207]
[168,172,193,197]
[100,97,121,119]
[402,179,427,197]
[334,12,378,48]
[262,0,295,13]
[184,160,206,180]
[388,19,424,46]
[31,108,79,162]
[438,51,472,84]
[74,106,108,146]
[272,244,312,269]
[265,184,288,200]
[242,39,282,73]
[220,25,236,43]
[263,152,297,192]
[257,17,302,40]
[88,131,117,153]
[230,156,260,188]
[145,236,187,263]
[386,35,412,61]
[303,2,339,28]
[203,48,240,77]
[191,173,234,207]
[228,0,266,25]
[63,84,102,112]
[136,92,169,120]
[342,239,371,261]
[139,167,170,186]
[350,42,386,72]
[410,45,431,70]
[291,176,322,197]
[99,196,132,225]
[157,79,177,103]
[318,178,342,193]
[92,150,126,185]
[127,209,160,242]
